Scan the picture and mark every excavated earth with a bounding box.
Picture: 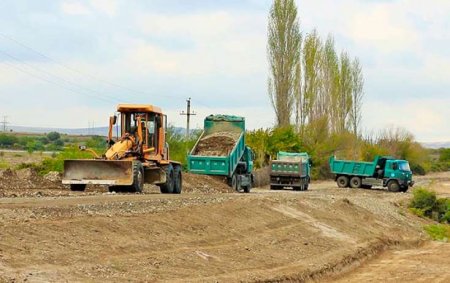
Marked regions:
[0,171,449,282]
[193,131,241,156]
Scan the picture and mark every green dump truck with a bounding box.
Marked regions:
[188,115,254,193]
[270,151,311,191]
[329,155,414,192]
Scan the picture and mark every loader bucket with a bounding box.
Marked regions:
[62,160,134,186]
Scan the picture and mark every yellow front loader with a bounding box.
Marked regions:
[62,104,182,193]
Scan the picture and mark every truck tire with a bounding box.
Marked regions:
[350,176,362,188]
[70,184,86,191]
[337,176,349,188]
[243,182,251,193]
[173,165,182,194]
[130,162,144,193]
[159,164,174,194]
[232,174,244,193]
[387,180,400,192]
[270,185,278,190]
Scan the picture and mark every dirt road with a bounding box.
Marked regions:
[0,172,448,282]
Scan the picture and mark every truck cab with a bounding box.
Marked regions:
[382,159,414,190]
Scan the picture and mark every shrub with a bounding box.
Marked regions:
[409,188,436,217]
[47,131,61,141]
[38,146,94,175]
[424,224,450,242]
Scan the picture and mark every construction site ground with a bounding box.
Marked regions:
[0,171,449,282]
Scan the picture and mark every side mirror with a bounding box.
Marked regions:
[113,115,117,125]
[79,145,87,151]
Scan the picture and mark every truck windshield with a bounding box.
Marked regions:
[399,162,411,171]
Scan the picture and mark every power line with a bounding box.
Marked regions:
[0,61,114,104]
[0,49,119,102]
[0,32,217,110]
[0,32,165,101]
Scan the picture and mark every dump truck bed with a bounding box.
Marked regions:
[270,152,310,177]
[329,156,376,177]
[188,131,245,177]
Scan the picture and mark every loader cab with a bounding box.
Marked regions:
[115,104,167,161]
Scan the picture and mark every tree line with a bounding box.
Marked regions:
[268,0,364,137]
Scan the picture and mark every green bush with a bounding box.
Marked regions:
[424,224,450,242]
[166,127,199,170]
[409,188,437,218]
[38,146,94,175]
[47,131,61,141]
[409,187,449,223]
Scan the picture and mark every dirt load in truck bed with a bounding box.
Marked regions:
[193,131,241,156]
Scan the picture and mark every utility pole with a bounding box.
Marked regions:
[1,116,9,132]
[180,98,196,138]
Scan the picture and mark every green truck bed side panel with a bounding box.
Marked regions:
[329,156,376,177]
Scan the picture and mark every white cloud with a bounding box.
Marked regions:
[129,11,267,76]
[60,1,91,15]
[362,98,450,142]
[89,0,117,17]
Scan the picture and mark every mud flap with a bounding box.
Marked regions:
[62,160,134,186]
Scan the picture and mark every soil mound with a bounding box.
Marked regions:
[193,131,241,156]
[183,172,234,193]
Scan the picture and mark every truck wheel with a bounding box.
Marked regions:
[70,184,86,192]
[243,183,251,193]
[131,162,144,193]
[173,165,182,194]
[304,183,309,191]
[350,176,362,188]
[232,174,244,193]
[159,164,174,194]
[387,180,400,192]
[336,176,349,188]
[270,185,278,190]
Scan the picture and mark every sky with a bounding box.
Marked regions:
[0,0,449,142]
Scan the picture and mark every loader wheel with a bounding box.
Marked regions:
[70,184,86,192]
[387,180,400,192]
[350,176,362,188]
[159,164,174,194]
[131,162,144,193]
[337,176,349,188]
[173,165,182,194]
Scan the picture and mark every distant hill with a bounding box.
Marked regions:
[420,142,450,149]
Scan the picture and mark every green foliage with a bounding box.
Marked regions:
[0,134,18,147]
[38,146,94,175]
[86,136,107,150]
[409,188,436,218]
[47,131,61,141]
[0,161,9,169]
[266,126,302,158]
[424,224,450,242]
[166,127,199,170]
[439,148,450,162]
[246,128,270,168]
[409,187,449,223]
